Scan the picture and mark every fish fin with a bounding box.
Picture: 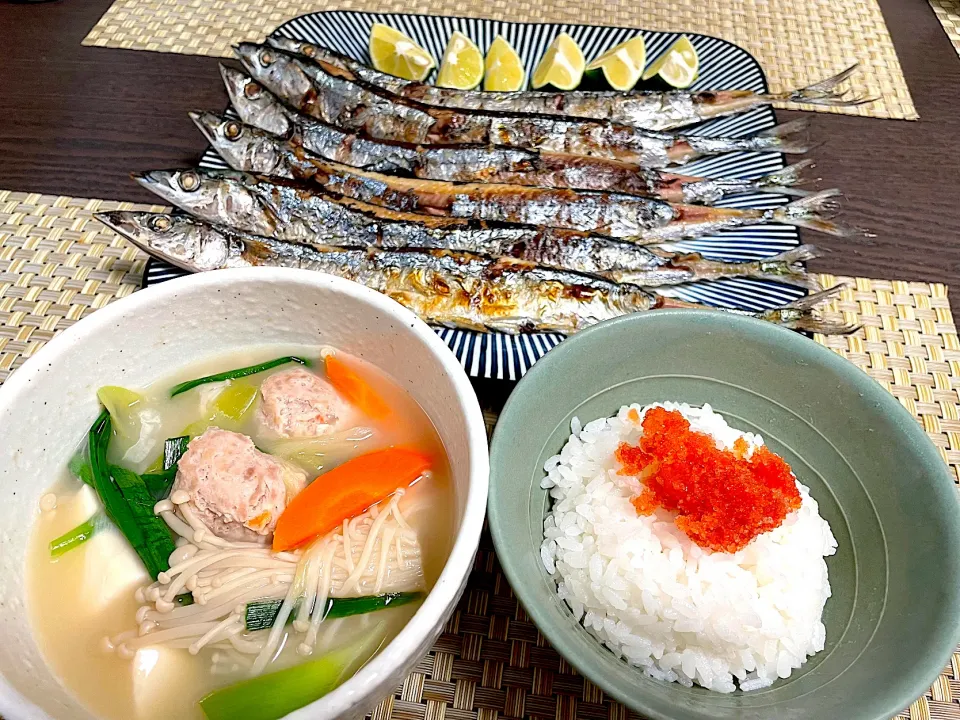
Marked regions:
[782,65,875,108]
[750,245,822,290]
[657,245,819,288]
[799,65,859,93]
[657,289,856,334]
[756,159,818,191]
[764,244,821,265]
[770,190,872,238]
[758,285,860,335]
[757,119,811,154]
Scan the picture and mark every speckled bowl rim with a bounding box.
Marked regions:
[0,268,490,720]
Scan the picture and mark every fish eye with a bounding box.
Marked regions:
[223,121,243,141]
[259,50,275,66]
[148,215,172,232]
[243,81,262,99]
[178,171,200,192]
[301,44,316,57]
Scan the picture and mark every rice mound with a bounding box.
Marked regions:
[540,402,837,692]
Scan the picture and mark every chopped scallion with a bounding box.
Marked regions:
[48,510,109,558]
[169,356,310,397]
[244,591,422,632]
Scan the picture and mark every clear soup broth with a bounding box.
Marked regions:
[27,345,454,720]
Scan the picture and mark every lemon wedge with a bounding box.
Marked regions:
[531,33,585,91]
[484,35,526,91]
[585,36,646,91]
[642,35,698,89]
[436,31,484,89]
[369,23,436,81]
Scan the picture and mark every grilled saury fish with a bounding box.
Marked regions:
[96,210,851,335]
[235,42,810,167]
[177,121,846,243]
[215,70,812,204]
[131,168,818,288]
[268,36,869,132]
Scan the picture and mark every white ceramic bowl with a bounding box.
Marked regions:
[0,268,489,720]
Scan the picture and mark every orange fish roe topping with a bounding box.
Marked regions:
[615,407,801,553]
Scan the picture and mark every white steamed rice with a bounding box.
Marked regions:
[540,402,837,693]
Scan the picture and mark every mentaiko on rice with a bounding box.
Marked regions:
[539,402,837,693]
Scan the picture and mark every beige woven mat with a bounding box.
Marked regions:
[3,189,959,719]
[81,0,916,120]
[929,0,960,59]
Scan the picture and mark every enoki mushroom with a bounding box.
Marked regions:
[104,489,423,675]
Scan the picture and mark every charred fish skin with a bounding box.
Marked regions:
[236,43,439,144]
[215,85,676,195]
[132,168,388,246]
[98,210,846,334]
[177,132,684,240]
[267,37,867,131]
[139,162,848,251]
[98,209,656,334]
[219,64,291,136]
[200,103,540,182]
[132,166,574,252]
[113,178,663,275]
[209,84,809,203]
[192,109,414,177]
[133,166,662,257]
[131,168,818,289]
[188,116,683,238]
[114,195,794,289]
[236,43,808,166]
[182,124,841,243]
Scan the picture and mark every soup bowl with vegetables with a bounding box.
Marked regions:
[0,267,488,720]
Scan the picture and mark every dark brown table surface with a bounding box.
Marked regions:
[2,0,959,301]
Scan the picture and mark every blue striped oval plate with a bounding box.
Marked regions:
[146,10,808,381]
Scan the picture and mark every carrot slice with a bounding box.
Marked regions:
[325,354,391,420]
[272,447,431,551]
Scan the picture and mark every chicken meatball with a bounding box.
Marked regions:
[173,427,306,543]
[258,367,348,438]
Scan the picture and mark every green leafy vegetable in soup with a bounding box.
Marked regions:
[28,346,453,720]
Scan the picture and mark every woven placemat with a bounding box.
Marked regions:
[0,190,165,382]
[929,0,960,60]
[80,0,916,120]
[2,189,959,718]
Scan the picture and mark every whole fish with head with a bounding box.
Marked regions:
[175,119,847,243]
[234,43,810,167]
[131,168,818,288]
[268,36,869,132]
[216,67,813,204]
[96,210,851,334]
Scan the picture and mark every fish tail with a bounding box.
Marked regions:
[785,284,844,310]
[756,285,860,334]
[769,189,870,237]
[778,65,876,108]
[754,159,818,195]
[661,245,819,288]
[748,245,822,289]
[700,161,817,201]
[756,119,812,154]
[655,287,856,335]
